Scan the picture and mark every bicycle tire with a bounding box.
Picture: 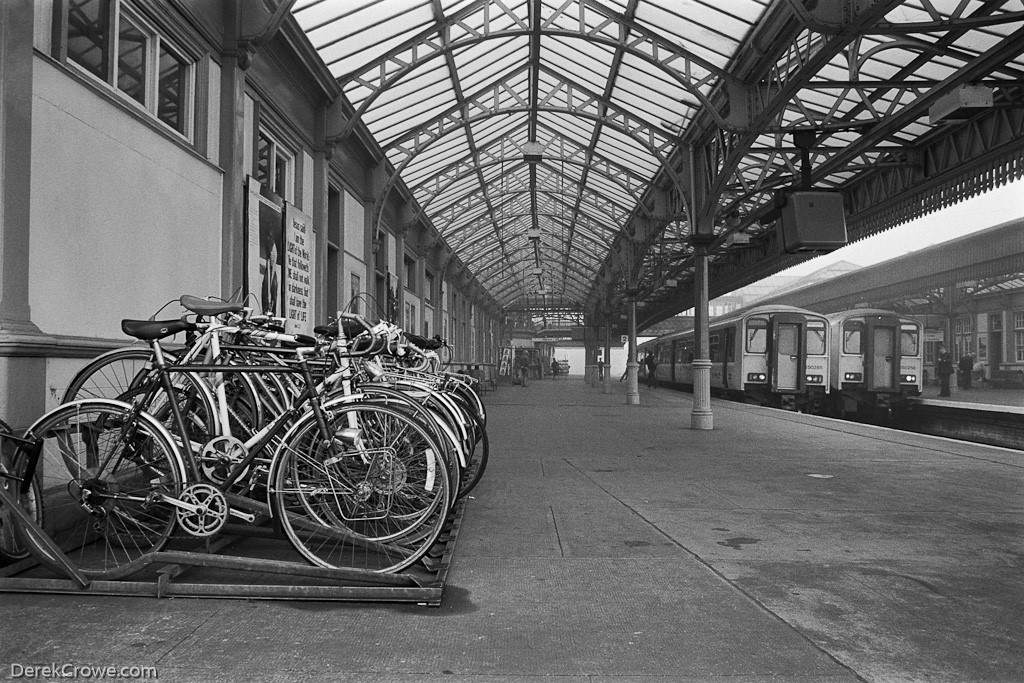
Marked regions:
[457,411,489,499]
[20,400,186,578]
[331,387,465,503]
[270,402,451,573]
[0,420,44,565]
[62,347,158,403]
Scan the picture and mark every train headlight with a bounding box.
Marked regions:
[746,373,767,382]
[901,374,916,383]
[805,374,823,383]
[844,372,863,382]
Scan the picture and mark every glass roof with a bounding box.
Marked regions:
[291,0,1024,329]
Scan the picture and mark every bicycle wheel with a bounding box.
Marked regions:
[62,347,157,403]
[330,387,464,504]
[0,420,43,565]
[20,400,185,578]
[270,403,451,573]
[458,411,489,499]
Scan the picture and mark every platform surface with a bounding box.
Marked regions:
[2,379,1022,682]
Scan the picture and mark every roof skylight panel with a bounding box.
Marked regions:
[439,0,481,15]
[317,8,435,79]
[403,137,471,181]
[634,0,745,67]
[542,35,615,83]
[539,0,617,39]
[536,113,595,148]
[450,37,529,91]
[366,86,462,142]
[617,52,691,105]
[594,131,659,178]
[428,176,482,214]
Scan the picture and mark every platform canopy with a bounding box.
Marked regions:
[290,0,1024,332]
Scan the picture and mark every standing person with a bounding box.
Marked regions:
[514,351,530,387]
[550,358,560,379]
[644,352,658,387]
[958,353,974,390]
[936,344,954,397]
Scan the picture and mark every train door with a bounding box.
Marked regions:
[721,327,734,389]
[989,313,1003,369]
[865,316,899,390]
[770,313,804,391]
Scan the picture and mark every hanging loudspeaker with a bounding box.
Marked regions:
[778,191,848,254]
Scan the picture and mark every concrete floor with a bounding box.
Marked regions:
[1,379,1022,682]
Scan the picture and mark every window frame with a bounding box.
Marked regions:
[900,324,920,357]
[805,320,827,356]
[842,320,863,355]
[255,127,294,202]
[57,0,197,141]
[745,317,768,354]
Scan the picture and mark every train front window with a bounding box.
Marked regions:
[806,321,826,355]
[778,325,798,355]
[843,321,863,354]
[900,326,919,356]
[746,318,767,353]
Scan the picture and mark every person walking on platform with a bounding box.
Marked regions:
[644,352,658,387]
[958,353,974,390]
[937,344,954,397]
[514,351,530,387]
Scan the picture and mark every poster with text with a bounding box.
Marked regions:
[284,203,314,334]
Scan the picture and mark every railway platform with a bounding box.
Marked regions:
[918,382,1024,410]
[2,380,1022,682]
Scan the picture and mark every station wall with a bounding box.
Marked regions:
[1,1,504,427]
[29,57,223,340]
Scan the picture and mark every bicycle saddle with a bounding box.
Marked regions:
[121,318,197,340]
[180,294,245,316]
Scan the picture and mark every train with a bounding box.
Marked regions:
[641,304,831,412]
[641,304,924,418]
[825,308,923,418]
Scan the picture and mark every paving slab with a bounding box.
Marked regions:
[1,379,1021,682]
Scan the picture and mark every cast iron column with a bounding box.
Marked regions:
[691,235,714,429]
[625,291,640,405]
[603,320,612,394]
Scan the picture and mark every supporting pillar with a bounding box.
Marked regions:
[584,333,598,386]
[602,321,612,394]
[313,107,332,324]
[219,0,249,300]
[625,294,640,405]
[0,0,47,428]
[691,235,714,430]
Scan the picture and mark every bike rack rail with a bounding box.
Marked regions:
[0,483,465,606]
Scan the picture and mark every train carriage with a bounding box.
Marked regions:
[642,304,830,412]
[826,309,923,418]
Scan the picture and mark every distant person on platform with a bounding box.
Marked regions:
[514,351,530,387]
[644,352,658,387]
[936,344,954,397]
[550,358,560,379]
[958,353,974,390]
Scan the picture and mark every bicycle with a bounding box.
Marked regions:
[0,419,43,566]
[11,311,453,577]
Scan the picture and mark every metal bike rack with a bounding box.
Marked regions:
[0,484,465,606]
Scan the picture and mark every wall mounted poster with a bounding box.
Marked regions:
[245,176,284,317]
[284,203,313,334]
